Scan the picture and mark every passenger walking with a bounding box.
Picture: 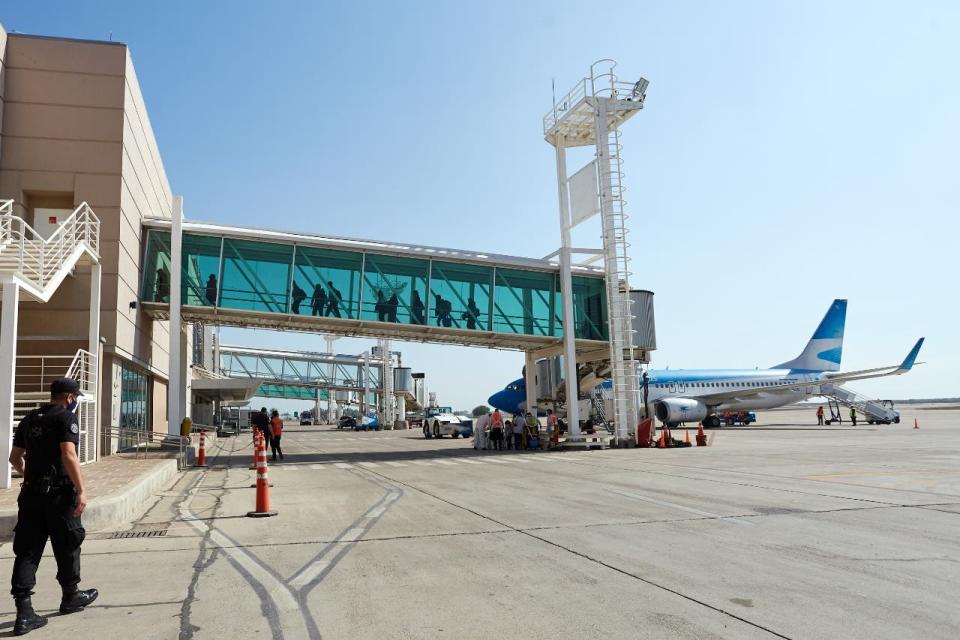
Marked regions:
[489,409,504,451]
[325,281,343,317]
[375,290,388,322]
[387,293,400,323]
[311,284,327,316]
[546,409,559,449]
[503,420,513,450]
[205,274,218,306]
[9,378,98,635]
[269,410,284,461]
[816,405,825,426]
[473,412,491,450]
[462,298,481,330]
[490,417,504,450]
[512,418,523,450]
[410,290,425,325]
[251,406,271,446]
[290,282,306,314]
[850,406,857,426]
[434,294,452,327]
[155,267,169,302]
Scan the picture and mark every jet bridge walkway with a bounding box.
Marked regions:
[138,219,621,360]
[217,344,386,401]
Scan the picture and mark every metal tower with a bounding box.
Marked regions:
[543,60,648,445]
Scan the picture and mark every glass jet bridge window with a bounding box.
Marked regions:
[361,254,429,325]
[293,246,362,319]
[220,238,294,313]
[429,261,493,331]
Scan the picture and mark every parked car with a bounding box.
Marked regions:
[338,415,357,430]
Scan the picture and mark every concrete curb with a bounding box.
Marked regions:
[0,458,181,541]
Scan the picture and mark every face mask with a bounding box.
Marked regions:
[67,399,79,413]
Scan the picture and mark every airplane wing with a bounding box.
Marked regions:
[696,338,924,405]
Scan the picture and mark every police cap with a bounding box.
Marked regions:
[51,378,83,396]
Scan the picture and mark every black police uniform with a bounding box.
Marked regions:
[10,403,85,599]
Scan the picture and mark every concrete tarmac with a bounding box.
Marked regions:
[1,405,957,639]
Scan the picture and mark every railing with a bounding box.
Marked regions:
[0,200,100,292]
[102,426,190,470]
[14,350,97,395]
[543,60,647,134]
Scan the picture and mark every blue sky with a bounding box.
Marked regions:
[6,1,957,410]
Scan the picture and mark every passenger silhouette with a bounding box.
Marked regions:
[326,281,343,317]
[205,274,218,306]
[463,297,481,330]
[290,281,306,314]
[434,294,452,328]
[155,267,169,303]
[375,290,388,322]
[387,293,400,323]
[311,283,327,316]
[410,290,425,325]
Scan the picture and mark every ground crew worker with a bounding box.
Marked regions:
[269,410,284,462]
[8,378,98,635]
[850,406,857,426]
[816,406,825,426]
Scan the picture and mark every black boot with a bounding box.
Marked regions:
[59,588,98,614]
[14,597,47,636]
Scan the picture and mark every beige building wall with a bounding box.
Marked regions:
[0,29,176,438]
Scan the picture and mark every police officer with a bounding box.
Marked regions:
[8,378,98,635]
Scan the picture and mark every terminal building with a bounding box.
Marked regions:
[0,26,655,489]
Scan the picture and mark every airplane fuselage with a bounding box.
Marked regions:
[644,369,825,412]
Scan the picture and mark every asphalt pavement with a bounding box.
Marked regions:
[1,405,957,639]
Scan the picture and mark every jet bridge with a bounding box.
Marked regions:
[138,219,616,356]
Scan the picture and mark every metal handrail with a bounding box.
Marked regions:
[14,350,97,394]
[102,426,190,470]
[0,200,101,292]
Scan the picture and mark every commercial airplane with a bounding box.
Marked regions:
[487,299,924,428]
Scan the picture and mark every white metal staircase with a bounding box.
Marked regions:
[821,384,899,424]
[1,200,102,472]
[0,200,100,302]
[12,350,99,463]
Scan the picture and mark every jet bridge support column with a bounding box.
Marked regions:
[524,351,537,423]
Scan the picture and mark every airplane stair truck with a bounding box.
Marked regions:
[820,383,899,424]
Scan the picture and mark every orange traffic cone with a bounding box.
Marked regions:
[247,438,277,518]
[250,431,260,470]
[195,429,208,467]
[684,429,690,445]
[658,430,665,448]
[696,423,707,447]
[914,418,919,429]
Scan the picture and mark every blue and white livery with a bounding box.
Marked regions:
[488,299,924,428]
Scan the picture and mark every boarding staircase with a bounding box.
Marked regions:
[820,384,899,424]
[0,200,100,301]
[1,200,102,465]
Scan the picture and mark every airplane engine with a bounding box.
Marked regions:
[654,398,708,425]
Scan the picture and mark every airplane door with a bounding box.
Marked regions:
[677,382,686,394]
[668,382,676,394]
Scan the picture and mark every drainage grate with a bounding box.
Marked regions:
[110,529,168,539]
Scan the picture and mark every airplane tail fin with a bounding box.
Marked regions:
[774,299,847,372]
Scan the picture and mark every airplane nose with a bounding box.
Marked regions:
[488,391,506,410]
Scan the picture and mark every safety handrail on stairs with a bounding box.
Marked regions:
[14,350,98,395]
[0,200,100,292]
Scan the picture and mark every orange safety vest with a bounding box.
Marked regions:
[271,416,283,437]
